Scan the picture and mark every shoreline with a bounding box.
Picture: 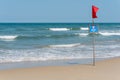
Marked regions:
[0,58,105,70]
[0,57,120,80]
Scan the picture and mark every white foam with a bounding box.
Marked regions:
[0,45,120,63]
[48,43,80,48]
[0,48,83,63]
[49,28,70,31]
[0,35,18,41]
[75,33,88,37]
[80,27,89,30]
[100,32,120,36]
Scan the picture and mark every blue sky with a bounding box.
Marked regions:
[0,0,120,23]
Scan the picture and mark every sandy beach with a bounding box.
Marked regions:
[0,57,120,80]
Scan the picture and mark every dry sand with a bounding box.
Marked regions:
[0,57,120,80]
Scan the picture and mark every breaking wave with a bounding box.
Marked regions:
[0,35,18,41]
[100,32,120,36]
[74,33,88,37]
[48,43,81,48]
[80,27,89,30]
[49,28,70,31]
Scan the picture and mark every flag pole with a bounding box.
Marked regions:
[92,18,94,26]
[91,5,99,66]
[92,18,95,66]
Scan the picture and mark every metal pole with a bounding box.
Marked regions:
[92,18,96,66]
[92,18,94,26]
[93,35,95,66]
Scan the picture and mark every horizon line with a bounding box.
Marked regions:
[0,22,120,24]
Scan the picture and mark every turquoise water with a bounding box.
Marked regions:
[0,23,120,63]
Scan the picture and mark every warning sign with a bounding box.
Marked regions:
[89,26,98,33]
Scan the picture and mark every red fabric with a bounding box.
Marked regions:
[92,5,99,18]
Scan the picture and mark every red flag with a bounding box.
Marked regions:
[92,5,99,18]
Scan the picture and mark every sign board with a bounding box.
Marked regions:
[89,26,98,33]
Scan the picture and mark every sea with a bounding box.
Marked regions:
[0,23,120,64]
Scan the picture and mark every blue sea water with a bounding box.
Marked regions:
[0,23,120,63]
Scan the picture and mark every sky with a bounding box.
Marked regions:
[0,0,120,23]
